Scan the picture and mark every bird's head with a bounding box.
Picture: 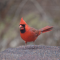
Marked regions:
[19,17,29,33]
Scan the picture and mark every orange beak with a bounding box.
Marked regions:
[19,25,24,30]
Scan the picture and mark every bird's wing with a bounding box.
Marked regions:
[30,27,39,37]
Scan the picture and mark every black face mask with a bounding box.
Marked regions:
[20,24,26,33]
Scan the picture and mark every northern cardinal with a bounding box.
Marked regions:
[19,17,53,44]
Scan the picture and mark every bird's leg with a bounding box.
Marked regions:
[33,41,35,48]
[25,41,27,48]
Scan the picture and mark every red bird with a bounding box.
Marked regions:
[19,17,53,44]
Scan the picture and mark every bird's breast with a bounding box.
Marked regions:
[20,31,37,42]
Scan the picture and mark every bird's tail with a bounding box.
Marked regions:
[39,26,53,34]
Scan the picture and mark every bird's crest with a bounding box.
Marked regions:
[20,17,27,25]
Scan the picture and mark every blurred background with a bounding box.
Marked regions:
[0,0,60,51]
